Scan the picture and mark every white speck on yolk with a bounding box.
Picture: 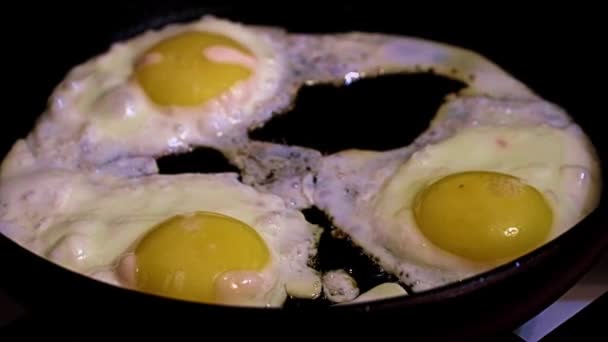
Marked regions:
[138,52,164,67]
[214,270,265,304]
[203,45,257,70]
[117,253,137,287]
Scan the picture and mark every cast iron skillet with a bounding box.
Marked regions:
[1,3,606,340]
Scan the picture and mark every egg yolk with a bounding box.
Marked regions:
[413,171,552,262]
[134,31,254,107]
[134,211,270,303]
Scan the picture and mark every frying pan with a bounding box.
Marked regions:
[1,3,606,340]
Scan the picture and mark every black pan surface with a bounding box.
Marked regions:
[2,3,606,340]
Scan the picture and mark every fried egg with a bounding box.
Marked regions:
[0,169,321,307]
[25,16,292,171]
[315,96,600,291]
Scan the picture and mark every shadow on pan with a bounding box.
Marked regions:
[1,3,606,340]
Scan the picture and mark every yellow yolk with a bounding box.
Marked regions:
[413,171,552,262]
[134,211,270,304]
[134,31,254,107]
